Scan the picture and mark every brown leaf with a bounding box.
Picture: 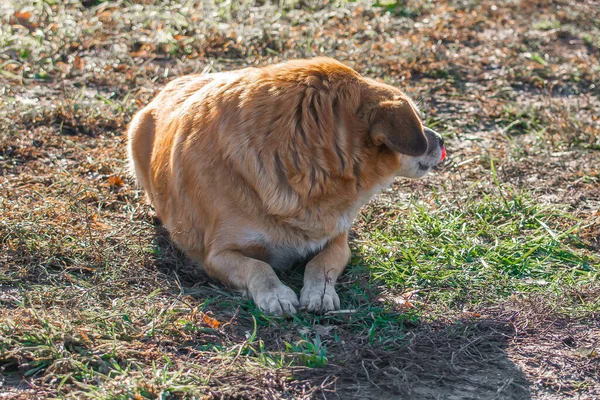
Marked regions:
[108,175,124,187]
[14,10,32,21]
[202,312,222,329]
[11,10,38,31]
[74,56,85,70]
[94,220,110,230]
[56,61,69,72]
[575,347,598,358]
[79,329,90,342]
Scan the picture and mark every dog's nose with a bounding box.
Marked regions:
[425,127,446,162]
[432,131,444,148]
[424,127,444,148]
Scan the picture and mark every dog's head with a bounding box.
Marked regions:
[360,79,446,179]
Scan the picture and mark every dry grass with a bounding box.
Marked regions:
[1,0,599,398]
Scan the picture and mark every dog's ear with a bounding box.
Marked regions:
[369,100,428,156]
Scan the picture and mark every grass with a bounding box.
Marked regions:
[2,176,597,397]
[361,190,598,313]
[1,0,600,398]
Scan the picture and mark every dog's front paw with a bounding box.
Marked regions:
[300,283,340,313]
[253,284,299,316]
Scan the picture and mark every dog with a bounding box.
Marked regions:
[128,57,445,315]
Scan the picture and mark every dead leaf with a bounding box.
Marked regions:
[397,299,413,310]
[93,220,110,230]
[108,175,124,187]
[78,328,90,342]
[315,325,335,338]
[74,56,85,70]
[13,10,32,21]
[202,312,222,329]
[298,326,311,336]
[11,10,38,31]
[388,296,414,310]
[575,347,598,358]
[56,61,69,72]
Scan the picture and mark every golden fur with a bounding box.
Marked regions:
[128,57,444,314]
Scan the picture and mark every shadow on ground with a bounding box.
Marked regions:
[150,225,532,400]
[311,319,531,399]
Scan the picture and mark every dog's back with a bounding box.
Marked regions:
[127,74,215,204]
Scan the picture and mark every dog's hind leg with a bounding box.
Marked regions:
[127,108,156,202]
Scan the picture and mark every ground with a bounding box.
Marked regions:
[0,0,599,399]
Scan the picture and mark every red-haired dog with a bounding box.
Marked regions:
[128,58,445,315]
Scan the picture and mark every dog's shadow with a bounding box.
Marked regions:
[151,224,210,283]
[150,225,532,400]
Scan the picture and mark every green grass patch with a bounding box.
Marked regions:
[357,189,599,314]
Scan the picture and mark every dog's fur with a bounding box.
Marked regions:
[128,58,444,314]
